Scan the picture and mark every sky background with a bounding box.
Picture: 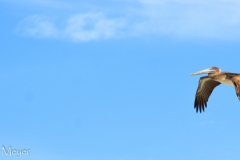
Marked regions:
[1,0,240,160]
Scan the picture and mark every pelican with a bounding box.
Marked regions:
[190,66,240,113]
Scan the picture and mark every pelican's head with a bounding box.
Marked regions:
[190,66,220,76]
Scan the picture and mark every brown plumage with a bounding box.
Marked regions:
[191,67,240,113]
[232,75,240,99]
[194,77,220,113]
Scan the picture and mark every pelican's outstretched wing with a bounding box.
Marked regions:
[194,76,221,113]
[232,75,240,100]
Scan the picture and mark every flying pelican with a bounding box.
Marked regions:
[190,66,240,113]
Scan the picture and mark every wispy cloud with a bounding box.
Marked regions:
[17,15,59,38]
[199,120,214,126]
[64,13,127,42]
[14,0,240,42]
[137,0,240,38]
[1,0,74,9]
[17,13,127,42]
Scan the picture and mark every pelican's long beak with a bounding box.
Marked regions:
[190,68,216,76]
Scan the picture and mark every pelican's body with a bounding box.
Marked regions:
[217,79,234,86]
[210,72,236,86]
[190,67,240,113]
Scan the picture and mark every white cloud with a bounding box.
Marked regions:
[17,13,127,42]
[64,13,127,42]
[1,0,74,9]
[17,15,59,38]
[199,120,214,126]
[14,0,240,42]
[137,0,240,39]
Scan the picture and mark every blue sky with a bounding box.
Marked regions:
[1,0,240,160]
